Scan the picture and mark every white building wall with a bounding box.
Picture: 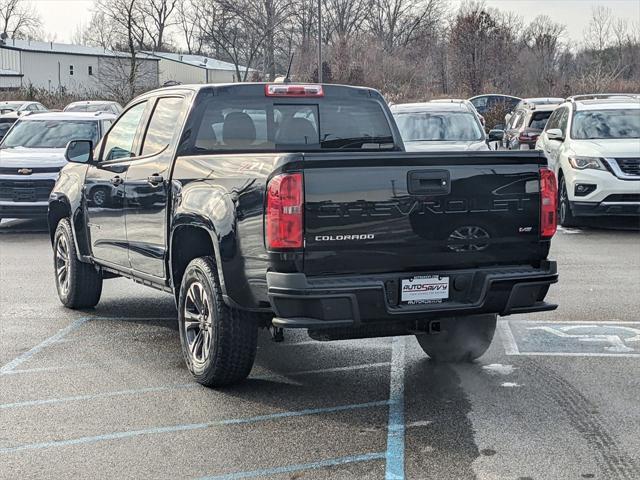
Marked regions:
[157,58,205,85]
[206,69,238,83]
[97,57,159,91]
[20,51,100,93]
[11,50,158,94]
[0,48,20,73]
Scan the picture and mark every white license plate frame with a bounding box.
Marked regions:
[400,275,450,304]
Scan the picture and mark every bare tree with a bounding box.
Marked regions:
[368,0,444,52]
[0,0,41,38]
[584,6,613,52]
[521,15,565,94]
[93,0,148,99]
[448,2,500,95]
[139,0,177,51]
[195,0,263,81]
[176,0,203,54]
[325,0,369,44]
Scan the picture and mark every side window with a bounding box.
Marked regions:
[511,112,523,129]
[545,109,561,131]
[141,97,187,156]
[101,102,147,161]
[101,120,113,135]
[558,108,570,135]
[471,97,487,109]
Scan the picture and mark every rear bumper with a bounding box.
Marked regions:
[267,262,558,329]
[571,200,640,217]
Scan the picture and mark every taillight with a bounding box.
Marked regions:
[265,84,324,97]
[519,132,539,142]
[266,173,304,249]
[539,167,557,238]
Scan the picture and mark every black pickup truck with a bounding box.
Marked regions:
[49,83,558,387]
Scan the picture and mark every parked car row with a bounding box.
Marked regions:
[0,100,122,141]
[0,90,637,231]
[0,111,116,222]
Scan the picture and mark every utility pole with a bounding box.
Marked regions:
[317,0,322,83]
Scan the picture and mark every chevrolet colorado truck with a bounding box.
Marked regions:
[48,83,559,387]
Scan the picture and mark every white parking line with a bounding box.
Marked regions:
[0,318,89,374]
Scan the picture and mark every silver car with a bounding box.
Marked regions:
[391,101,489,152]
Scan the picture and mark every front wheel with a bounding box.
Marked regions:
[559,176,579,227]
[178,256,258,387]
[416,314,497,362]
[53,218,103,308]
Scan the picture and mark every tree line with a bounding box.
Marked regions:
[3,0,640,102]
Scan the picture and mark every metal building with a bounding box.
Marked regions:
[144,51,254,85]
[0,38,160,93]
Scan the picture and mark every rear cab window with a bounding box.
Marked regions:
[188,84,397,153]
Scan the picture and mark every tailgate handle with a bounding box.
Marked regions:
[407,170,450,195]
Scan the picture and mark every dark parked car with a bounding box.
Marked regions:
[501,102,561,150]
[468,94,521,116]
[49,83,558,387]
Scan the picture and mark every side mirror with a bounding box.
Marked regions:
[546,128,564,141]
[65,140,94,164]
[488,129,504,142]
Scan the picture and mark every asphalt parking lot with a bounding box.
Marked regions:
[1,218,639,480]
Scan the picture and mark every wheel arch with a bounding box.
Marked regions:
[49,194,93,261]
[169,219,223,304]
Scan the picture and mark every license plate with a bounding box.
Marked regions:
[401,276,449,304]
[13,188,36,202]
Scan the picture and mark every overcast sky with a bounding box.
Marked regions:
[33,0,640,46]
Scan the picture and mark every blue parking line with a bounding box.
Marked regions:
[0,318,89,374]
[385,337,406,480]
[197,452,386,480]
[0,400,390,454]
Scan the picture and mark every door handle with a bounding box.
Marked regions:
[407,170,451,196]
[110,176,123,186]
[147,174,164,186]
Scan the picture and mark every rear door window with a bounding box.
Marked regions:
[142,97,187,156]
[529,111,553,130]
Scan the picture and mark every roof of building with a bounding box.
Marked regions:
[143,51,253,72]
[0,38,158,60]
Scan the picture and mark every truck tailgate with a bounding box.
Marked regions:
[303,152,548,276]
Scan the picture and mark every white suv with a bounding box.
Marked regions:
[536,95,640,226]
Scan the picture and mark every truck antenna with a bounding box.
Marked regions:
[284,53,294,83]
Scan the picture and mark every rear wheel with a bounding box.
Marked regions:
[558,175,579,227]
[416,314,497,362]
[53,218,103,308]
[178,256,259,387]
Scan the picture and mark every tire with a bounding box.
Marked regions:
[53,218,103,308]
[558,175,579,227]
[416,314,497,362]
[178,256,258,387]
